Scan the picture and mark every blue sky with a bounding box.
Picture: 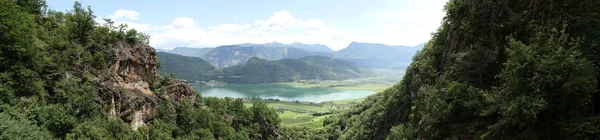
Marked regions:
[47,0,448,50]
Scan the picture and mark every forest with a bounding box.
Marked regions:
[306,0,600,139]
[0,0,282,139]
[2,0,600,139]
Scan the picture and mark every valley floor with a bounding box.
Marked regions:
[201,69,403,129]
[245,98,365,129]
[246,69,403,129]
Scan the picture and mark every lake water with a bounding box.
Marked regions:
[192,83,375,103]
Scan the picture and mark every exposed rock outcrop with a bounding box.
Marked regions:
[159,79,196,102]
[94,42,196,130]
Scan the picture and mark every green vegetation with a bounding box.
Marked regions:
[157,52,216,82]
[4,0,600,139]
[213,56,375,84]
[283,69,402,92]
[315,0,600,139]
[243,98,362,129]
[0,1,281,139]
[160,55,376,84]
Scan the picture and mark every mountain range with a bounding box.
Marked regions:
[236,42,334,52]
[157,42,423,70]
[201,45,332,67]
[157,53,374,83]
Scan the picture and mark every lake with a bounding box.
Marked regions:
[192,83,375,103]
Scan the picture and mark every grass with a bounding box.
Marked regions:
[246,98,363,129]
[243,69,404,129]
[281,69,404,93]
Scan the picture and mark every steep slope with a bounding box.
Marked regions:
[319,0,600,139]
[156,52,215,82]
[237,42,334,52]
[206,56,375,84]
[0,1,282,139]
[334,42,423,69]
[202,45,332,68]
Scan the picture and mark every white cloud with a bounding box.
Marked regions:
[209,24,252,32]
[136,10,354,50]
[110,9,140,21]
[172,17,196,28]
[102,0,448,51]
[363,0,447,46]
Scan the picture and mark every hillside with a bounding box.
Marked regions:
[202,45,333,67]
[0,1,282,139]
[334,42,423,69]
[205,56,375,84]
[156,52,215,82]
[306,0,600,139]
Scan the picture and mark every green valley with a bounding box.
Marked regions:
[3,0,600,139]
[158,53,376,84]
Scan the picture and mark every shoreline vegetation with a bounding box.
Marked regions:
[191,69,402,129]
[193,69,404,92]
[240,97,366,129]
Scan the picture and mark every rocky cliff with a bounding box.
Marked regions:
[95,42,196,129]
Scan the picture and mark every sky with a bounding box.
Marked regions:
[47,0,448,50]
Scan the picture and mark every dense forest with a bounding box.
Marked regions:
[0,0,282,139]
[157,52,216,82]
[4,0,600,139]
[301,0,600,139]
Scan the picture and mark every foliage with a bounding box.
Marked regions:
[0,0,284,139]
[156,52,216,82]
[159,54,375,84]
[324,0,600,139]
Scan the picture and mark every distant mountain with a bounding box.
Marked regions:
[202,45,333,68]
[156,42,423,70]
[156,52,215,82]
[236,42,334,52]
[207,56,375,84]
[170,47,213,57]
[155,48,170,52]
[157,47,213,58]
[334,42,423,70]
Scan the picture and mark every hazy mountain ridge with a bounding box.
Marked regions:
[201,45,333,68]
[236,42,334,52]
[156,52,374,84]
[158,42,423,69]
[335,42,424,69]
[210,56,375,84]
[156,47,213,58]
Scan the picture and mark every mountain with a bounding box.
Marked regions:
[156,47,213,58]
[170,47,213,57]
[157,52,216,82]
[206,56,375,84]
[334,42,423,70]
[319,0,600,139]
[202,45,333,67]
[237,42,334,52]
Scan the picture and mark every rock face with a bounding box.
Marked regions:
[96,42,196,130]
[160,79,196,102]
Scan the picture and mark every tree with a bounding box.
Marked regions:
[0,113,53,139]
[0,0,46,104]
